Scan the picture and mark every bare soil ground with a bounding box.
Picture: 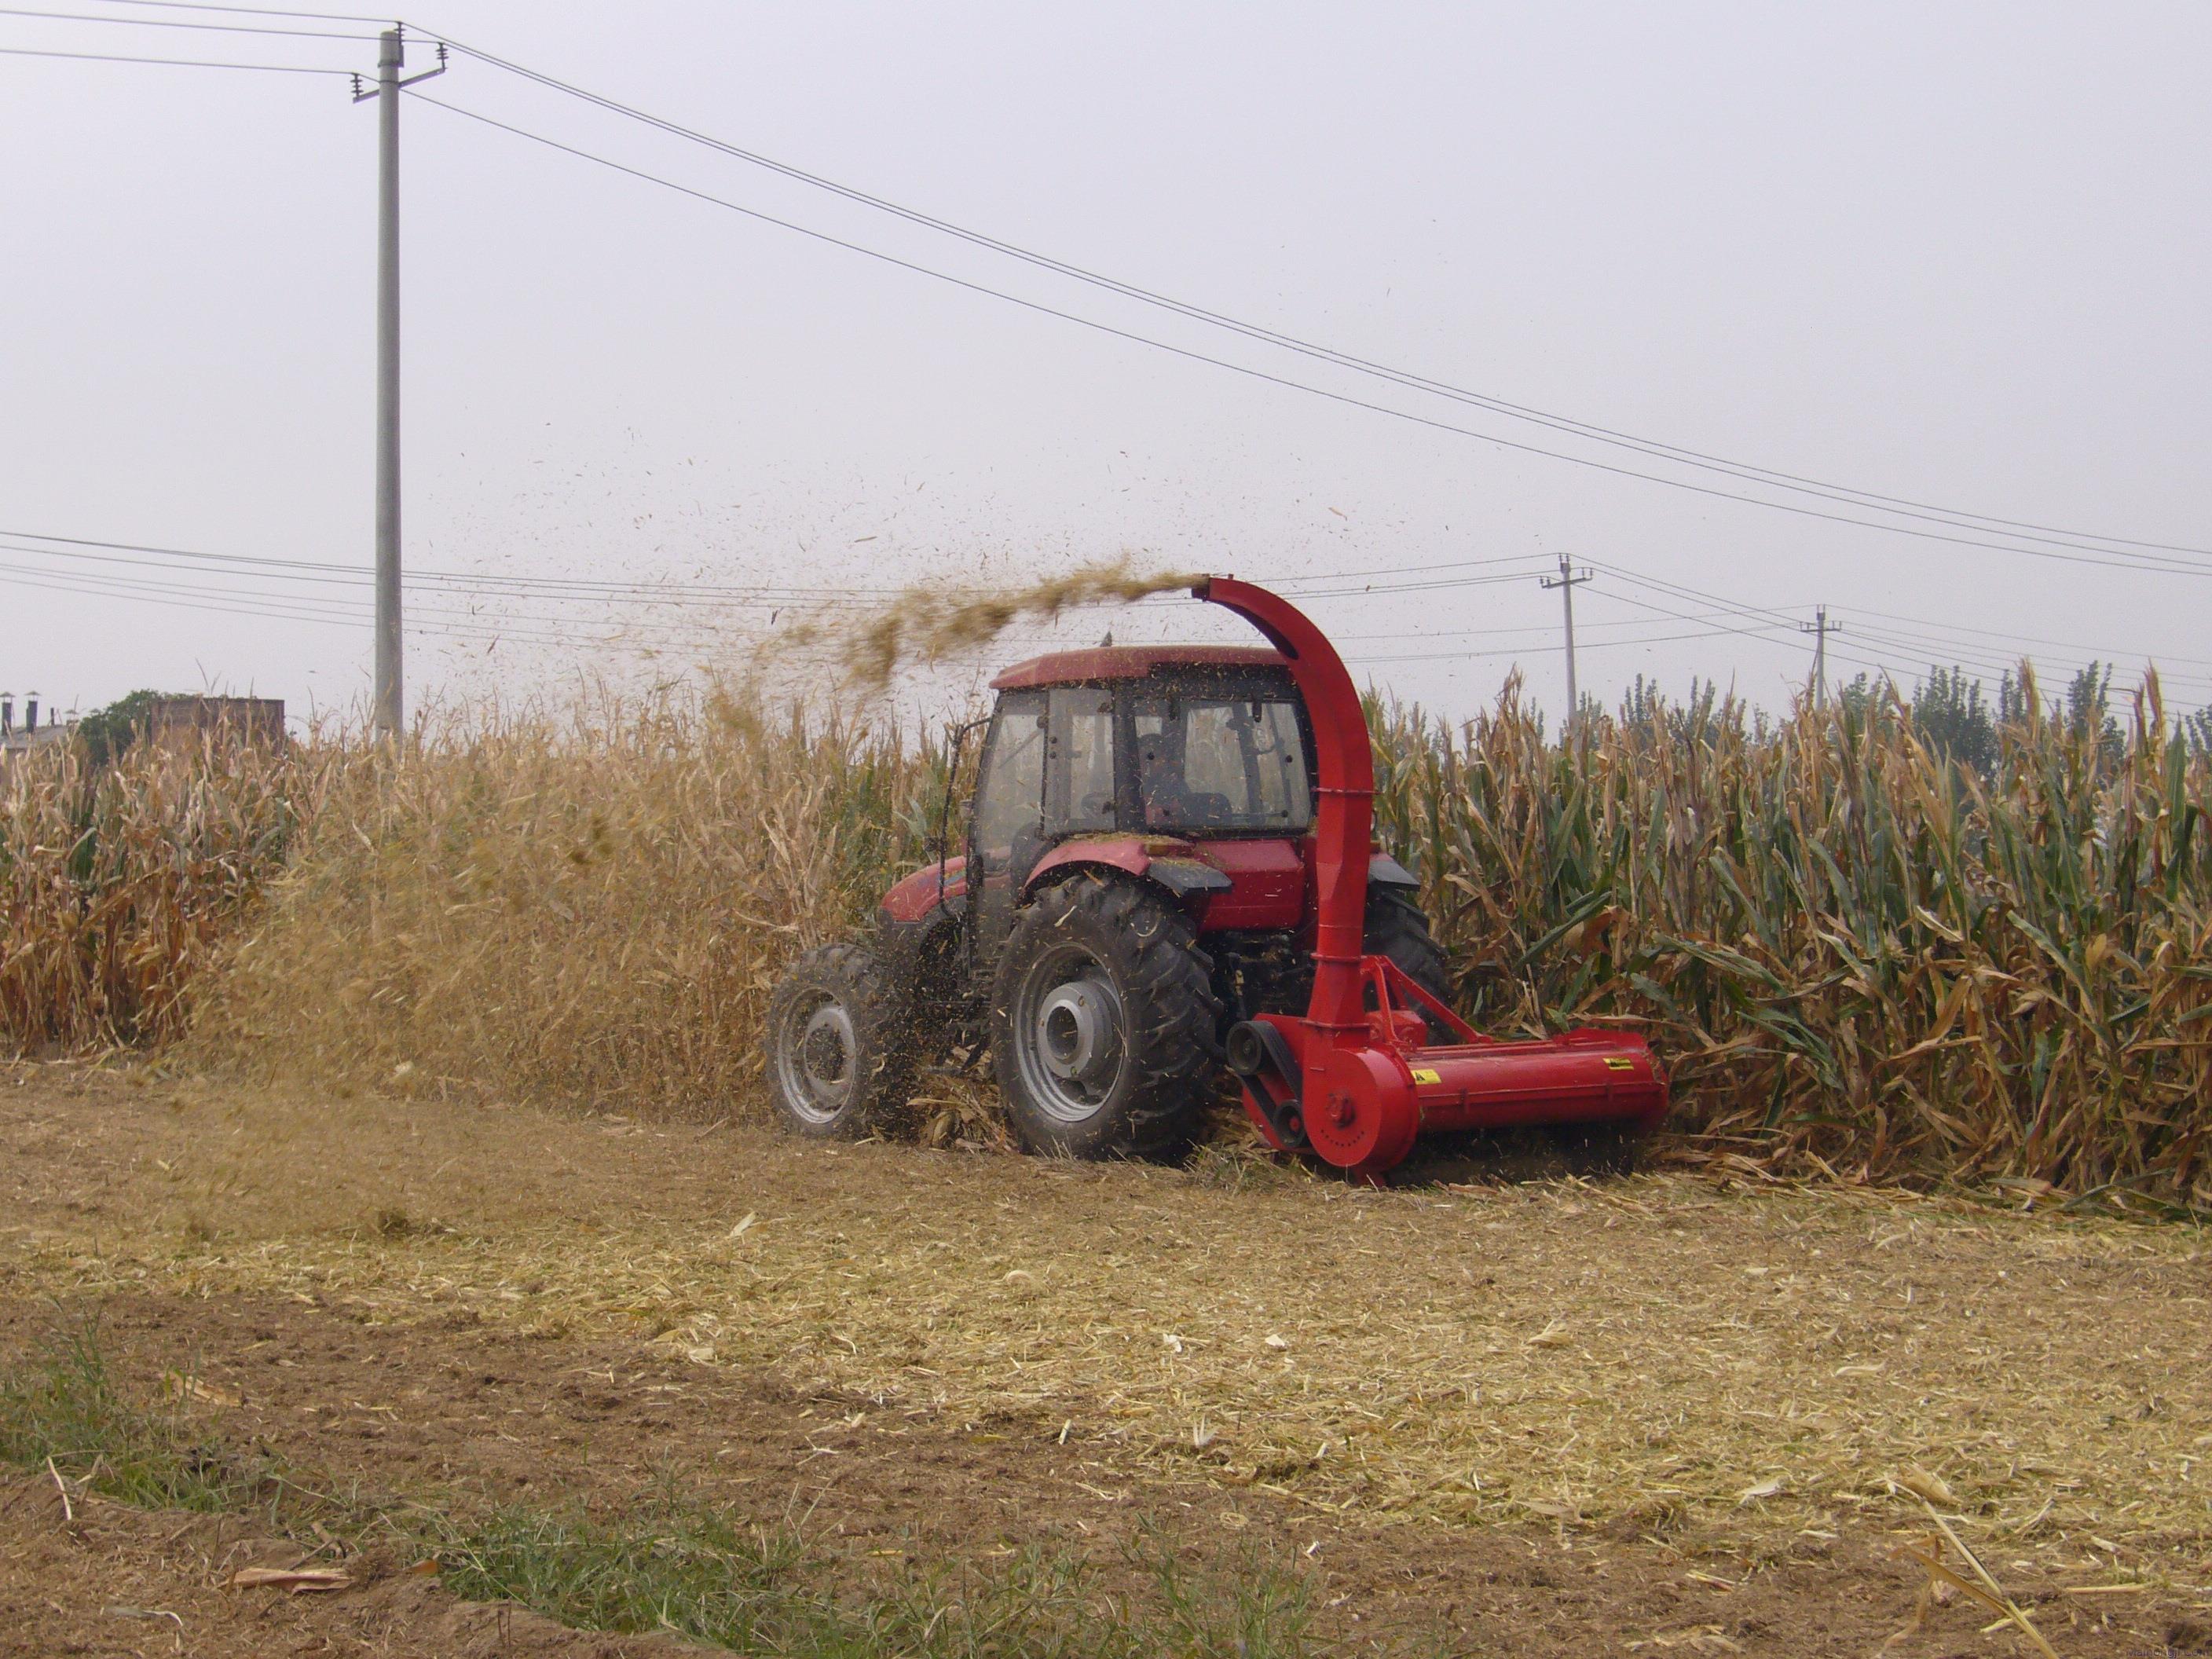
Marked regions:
[2,1060,2207,1656]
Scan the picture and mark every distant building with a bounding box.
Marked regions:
[0,692,75,761]
[0,693,286,765]
[140,696,287,750]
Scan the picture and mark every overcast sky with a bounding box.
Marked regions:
[3,2,2207,731]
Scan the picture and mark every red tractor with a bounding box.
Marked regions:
[767,577,1665,1179]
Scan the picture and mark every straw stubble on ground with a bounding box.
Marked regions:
[4,1064,2208,1652]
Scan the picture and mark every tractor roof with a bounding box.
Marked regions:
[989,645,1288,691]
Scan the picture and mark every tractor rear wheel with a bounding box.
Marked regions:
[991,874,1221,1159]
[766,943,917,1139]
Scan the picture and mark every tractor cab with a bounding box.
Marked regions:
[873,639,1430,1034]
[960,646,1314,970]
[976,646,1311,836]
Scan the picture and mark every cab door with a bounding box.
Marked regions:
[965,690,1047,982]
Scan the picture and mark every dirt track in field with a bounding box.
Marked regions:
[2,1060,2208,1657]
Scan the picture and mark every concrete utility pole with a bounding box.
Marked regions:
[354,28,444,741]
[1800,606,1844,708]
[1541,553,1594,723]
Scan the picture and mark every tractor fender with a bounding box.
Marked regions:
[1021,836,1231,910]
[878,855,966,927]
[871,857,966,1028]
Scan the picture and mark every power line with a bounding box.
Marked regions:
[0,557,657,633]
[1575,569,1808,646]
[29,512,2199,687]
[0,561,813,657]
[1346,621,1787,669]
[0,527,901,601]
[404,92,2212,585]
[0,521,1694,669]
[0,4,376,38]
[45,512,2199,691]
[1274,551,1554,585]
[1833,602,2212,672]
[68,0,393,21]
[0,534,1678,646]
[2,537,1569,649]
[1324,606,1756,646]
[0,564,573,648]
[1591,564,1826,632]
[0,554,758,639]
[101,9,2210,569]
[8,534,1655,694]
[1614,568,2212,693]
[26,9,2211,595]
[20,533,2209,700]
[1821,616,2212,698]
[1587,562,2212,698]
[0,39,346,68]
[0,524,1561,605]
[0,562,1017,675]
[1266,570,1545,602]
[0,526,369,576]
[424,28,2212,567]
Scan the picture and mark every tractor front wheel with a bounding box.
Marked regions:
[766,943,916,1139]
[991,874,1221,1159]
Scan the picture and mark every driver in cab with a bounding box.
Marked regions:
[1137,734,1192,828]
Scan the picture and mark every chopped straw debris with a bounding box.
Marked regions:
[777,559,1206,690]
[9,1080,2207,1562]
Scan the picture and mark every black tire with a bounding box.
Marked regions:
[990,874,1221,1159]
[1362,888,1452,1027]
[765,943,917,1140]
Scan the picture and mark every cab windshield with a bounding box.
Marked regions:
[1132,694,1312,833]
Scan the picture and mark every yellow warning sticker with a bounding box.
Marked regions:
[1603,1057,1635,1072]
[1410,1068,1441,1086]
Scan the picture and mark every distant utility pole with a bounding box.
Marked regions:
[354,27,445,741]
[1800,605,1844,707]
[1541,553,1594,723]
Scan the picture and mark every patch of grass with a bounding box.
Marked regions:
[0,1326,1347,1657]
[429,1492,1323,1658]
[0,1321,258,1511]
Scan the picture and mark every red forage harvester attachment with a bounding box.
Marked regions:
[1196,575,1667,1181]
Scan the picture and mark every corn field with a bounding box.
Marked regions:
[1372,670,2212,1200]
[0,734,313,1051]
[189,694,938,1111]
[5,675,2207,1198]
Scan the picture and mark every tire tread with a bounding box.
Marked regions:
[765,941,917,1138]
[991,874,1221,1159]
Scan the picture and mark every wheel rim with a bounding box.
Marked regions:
[1009,941,1127,1125]
[775,991,859,1124]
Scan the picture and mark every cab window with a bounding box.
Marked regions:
[1132,694,1312,833]
[972,690,1046,857]
[1044,688,1117,834]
